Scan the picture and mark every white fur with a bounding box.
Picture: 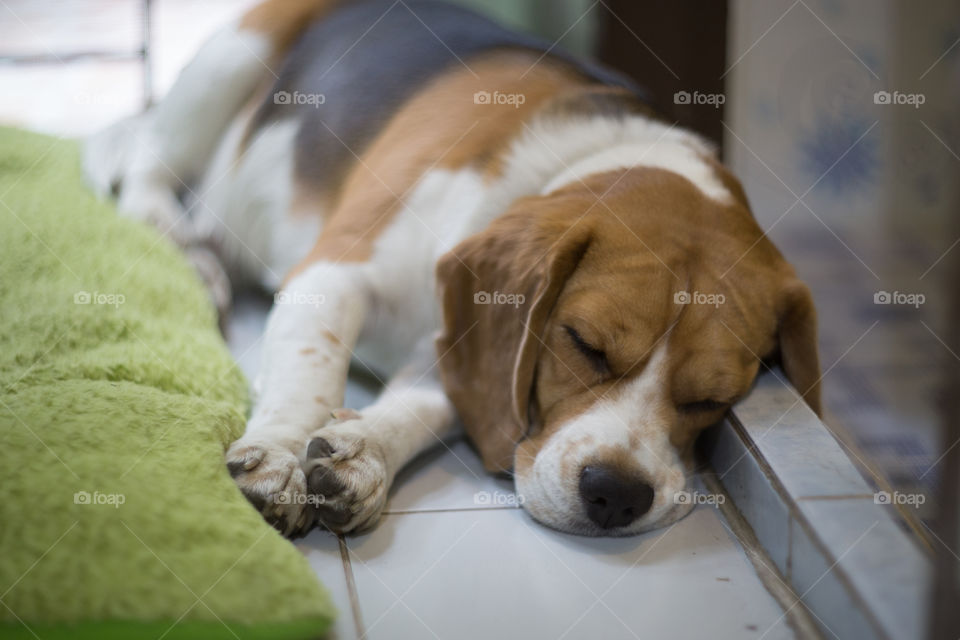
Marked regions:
[529,116,731,202]
[248,262,368,440]
[83,25,274,246]
[515,342,693,536]
[128,26,274,186]
[189,118,321,289]
[542,139,732,203]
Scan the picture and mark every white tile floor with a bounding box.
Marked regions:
[226,295,798,640]
[325,475,796,640]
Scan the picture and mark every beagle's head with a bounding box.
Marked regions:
[437,164,821,536]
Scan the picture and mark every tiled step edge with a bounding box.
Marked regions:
[709,369,932,640]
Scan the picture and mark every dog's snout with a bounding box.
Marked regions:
[579,465,654,529]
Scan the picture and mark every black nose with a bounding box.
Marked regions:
[579,465,655,529]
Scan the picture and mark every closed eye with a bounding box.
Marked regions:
[678,399,730,414]
[564,325,609,373]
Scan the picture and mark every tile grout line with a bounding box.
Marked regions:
[787,512,793,583]
[338,534,367,639]
[818,411,935,550]
[701,471,825,640]
[381,505,521,516]
[330,506,520,637]
[721,415,892,638]
[795,494,876,501]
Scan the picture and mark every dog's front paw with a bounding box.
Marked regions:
[226,438,313,537]
[304,423,390,534]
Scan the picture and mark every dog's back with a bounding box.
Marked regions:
[247,0,644,205]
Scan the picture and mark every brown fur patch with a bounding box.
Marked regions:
[285,50,592,280]
[239,0,341,54]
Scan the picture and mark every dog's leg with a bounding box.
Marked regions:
[84,0,336,227]
[84,0,340,317]
[85,26,273,246]
[227,262,369,535]
[302,337,457,534]
[83,14,275,319]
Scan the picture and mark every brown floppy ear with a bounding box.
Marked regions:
[435,198,591,472]
[777,280,822,416]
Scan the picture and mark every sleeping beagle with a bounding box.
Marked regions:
[84,0,821,537]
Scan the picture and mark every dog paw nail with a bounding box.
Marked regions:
[330,408,361,421]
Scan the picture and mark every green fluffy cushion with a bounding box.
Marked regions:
[0,128,334,639]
